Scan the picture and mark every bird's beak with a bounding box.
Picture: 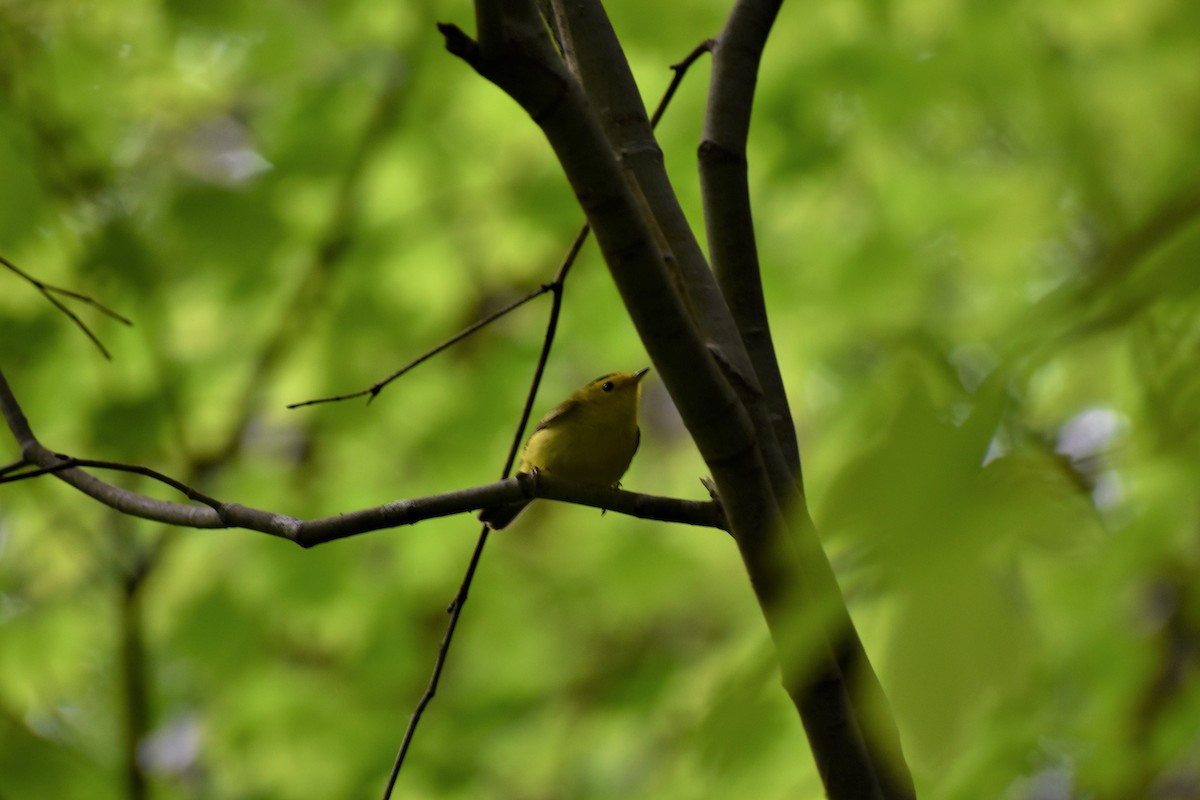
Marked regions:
[634,367,650,382]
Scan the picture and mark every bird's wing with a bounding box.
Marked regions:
[532,396,581,432]
[633,426,641,456]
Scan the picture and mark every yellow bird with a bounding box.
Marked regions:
[480,368,650,529]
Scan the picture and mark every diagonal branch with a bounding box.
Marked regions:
[380,41,719,795]
[439,4,921,797]
[287,278,558,408]
[439,18,751,461]
[548,5,809,616]
[381,205,587,800]
[550,2,772,414]
[439,9,892,798]
[699,0,801,480]
[701,3,915,797]
[2,254,133,360]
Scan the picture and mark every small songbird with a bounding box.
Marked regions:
[479,368,650,530]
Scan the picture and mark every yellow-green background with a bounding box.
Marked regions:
[2,0,1198,797]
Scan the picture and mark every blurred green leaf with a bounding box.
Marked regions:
[2,0,1199,798]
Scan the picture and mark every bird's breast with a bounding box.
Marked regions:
[521,416,638,487]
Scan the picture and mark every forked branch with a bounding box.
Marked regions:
[2,254,132,360]
[439,3,913,797]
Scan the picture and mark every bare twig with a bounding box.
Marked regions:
[380,210,589,800]
[651,40,715,127]
[379,39,715,798]
[0,458,29,478]
[2,254,132,360]
[0,456,225,510]
[205,55,411,453]
[288,278,559,409]
[291,177,602,411]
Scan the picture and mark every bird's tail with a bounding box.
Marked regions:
[478,500,530,530]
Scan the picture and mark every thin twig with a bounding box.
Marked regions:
[297,43,715,414]
[650,39,715,127]
[379,39,713,798]
[380,225,584,800]
[0,455,224,510]
[0,458,29,478]
[288,282,556,409]
[2,254,133,360]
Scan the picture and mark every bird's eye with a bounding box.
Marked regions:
[602,381,614,392]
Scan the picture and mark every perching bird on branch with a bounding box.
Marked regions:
[480,368,649,530]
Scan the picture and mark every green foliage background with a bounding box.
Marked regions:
[2,0,1199,798]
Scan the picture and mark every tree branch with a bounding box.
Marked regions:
[438,10,896,798]
[700,4,916,797]
[550,1,777,427]
[1,369,724,546]
[1,254,133,360]
[381,35,727,796]
[440,3,925,795]
[288,277,557,409]
[700,0,801,480]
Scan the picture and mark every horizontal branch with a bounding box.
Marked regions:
[3,365,724,546]
[23,450,724,545]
